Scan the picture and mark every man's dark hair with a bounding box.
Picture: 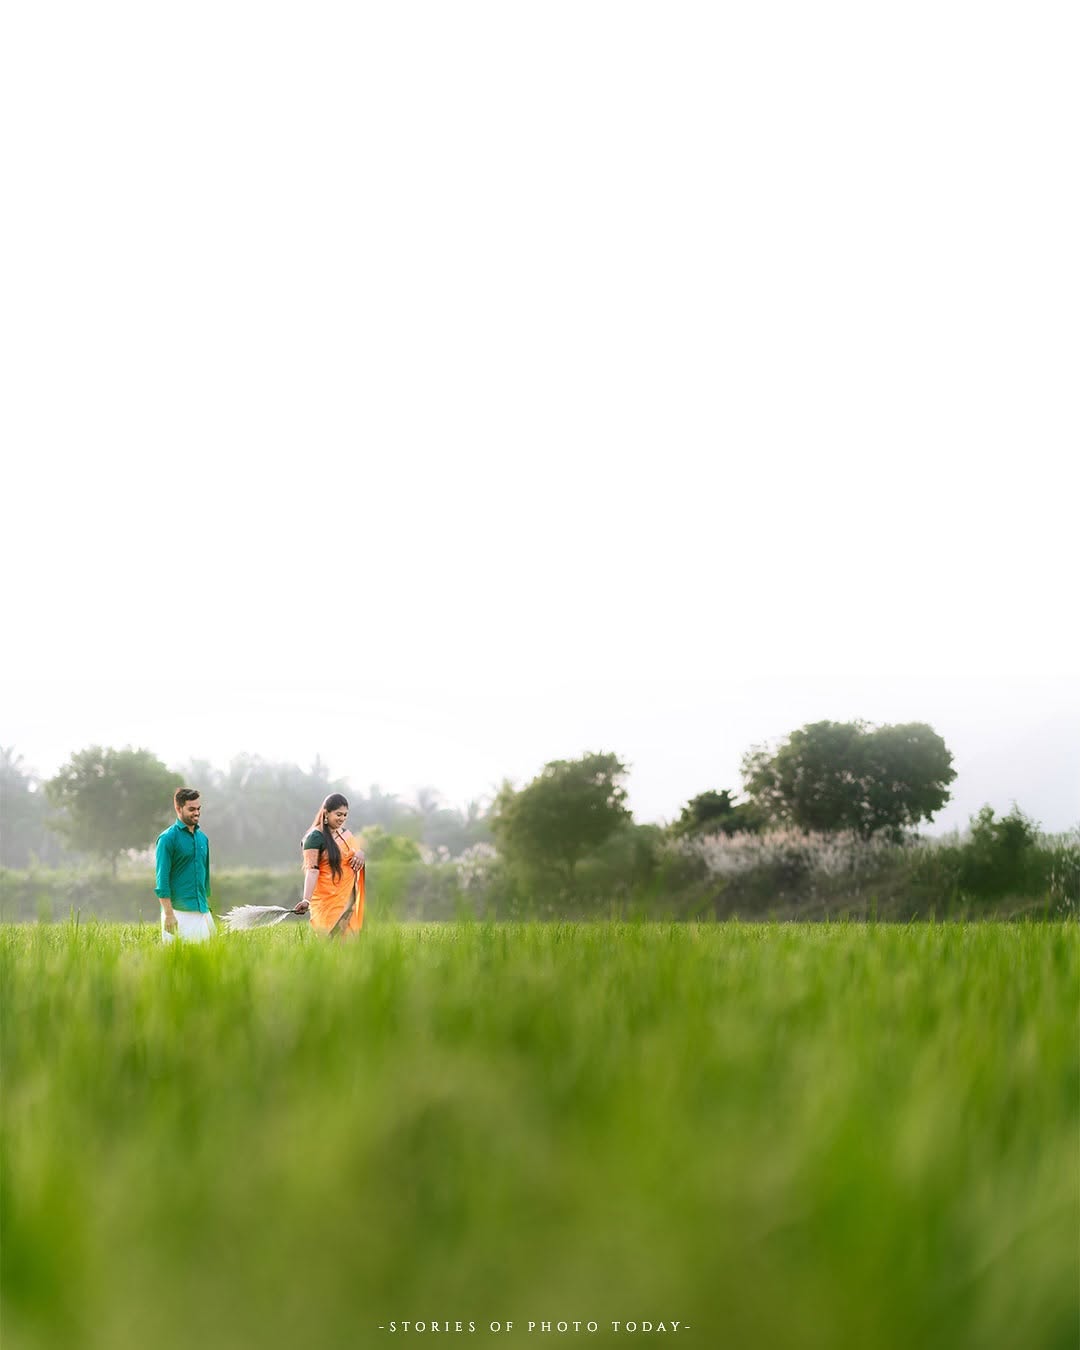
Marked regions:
[174,787,200,810]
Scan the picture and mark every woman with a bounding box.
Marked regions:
[294,793,366,936]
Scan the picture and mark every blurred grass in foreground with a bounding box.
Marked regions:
[1,921,1077,1350]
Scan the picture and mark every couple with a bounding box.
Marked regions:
[155,788,365,942]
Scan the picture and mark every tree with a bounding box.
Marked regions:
[176,754,352,866]
[741,720,955,840]
[360,784,421,839]
[0,747,71,867]
[361,826,423,863]
[44,746,183,873]
[490,752,632,880]
[409,787,493,857]
[672,789,763,838]
[957,804,1041,899]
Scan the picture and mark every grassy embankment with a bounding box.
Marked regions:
[2,920,1077,1350]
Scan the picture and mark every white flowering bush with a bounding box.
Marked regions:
[684,829,912,881]
[454,842,500,893]
[418,843,452,865]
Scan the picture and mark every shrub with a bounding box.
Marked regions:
[360,826,423,864]
[909,808,1080,912]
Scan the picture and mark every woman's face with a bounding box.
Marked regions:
[325,805,349,831]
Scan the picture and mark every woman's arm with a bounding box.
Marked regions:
[295,848,321,912]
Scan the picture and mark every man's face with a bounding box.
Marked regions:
[178,798,202,829]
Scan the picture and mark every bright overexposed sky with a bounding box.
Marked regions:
[2,2,1077,835]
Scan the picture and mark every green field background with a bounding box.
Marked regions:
[2,921,1077,1350]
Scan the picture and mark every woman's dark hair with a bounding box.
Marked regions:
[305,793,349,882]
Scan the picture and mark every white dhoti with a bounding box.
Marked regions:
[162,910,216,943]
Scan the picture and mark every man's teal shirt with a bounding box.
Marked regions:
[155,819,212,912]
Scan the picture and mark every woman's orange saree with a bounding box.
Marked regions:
[305,829,365,936]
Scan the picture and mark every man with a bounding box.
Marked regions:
[155,787,215,942]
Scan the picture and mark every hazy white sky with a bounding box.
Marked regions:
[3,2,1077,835]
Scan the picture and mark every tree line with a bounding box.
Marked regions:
[0,719,959,875]
[0,747,492,871]
[489,721,956,880]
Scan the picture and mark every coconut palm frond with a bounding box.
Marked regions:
[221,904,306,931]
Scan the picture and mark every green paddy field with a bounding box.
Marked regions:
[1,921,1077,1350]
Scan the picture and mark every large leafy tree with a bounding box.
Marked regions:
[45,746,182,873]
[741,720,956,840]
[491,751,632,879]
